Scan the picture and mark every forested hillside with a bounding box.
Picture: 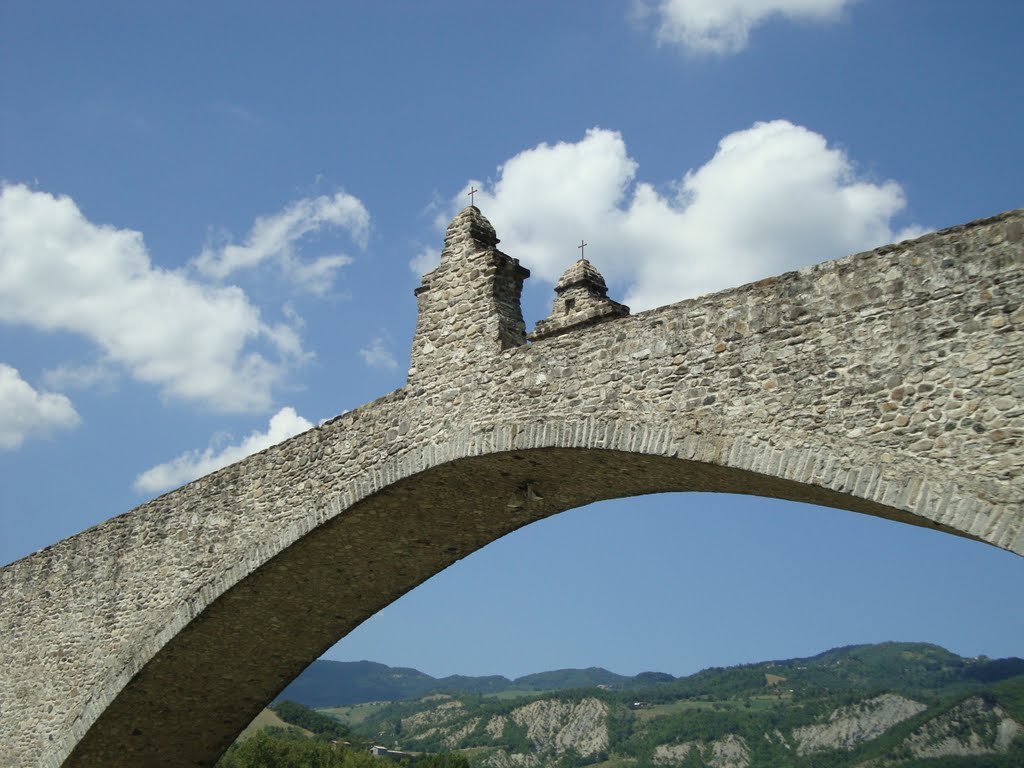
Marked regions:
[277,660,641,707]
[234,643,1024,768]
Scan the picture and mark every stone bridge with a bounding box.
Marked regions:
[2,206,1022,767]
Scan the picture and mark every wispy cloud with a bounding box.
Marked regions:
[194,192,370,294]
[0,363,80,450]
[133,406,314,494]
[359,336,399,371]
[410,245,442,275]
[211,101,261,126]
[41,362,119,393]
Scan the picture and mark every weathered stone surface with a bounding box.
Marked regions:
[530,257,629,341]
[409,206,529,385]
[793,693,927,754]
[1,207,1022,768]
[509,697,608,757]
[481,750,540,768]
[882,696,1023,761]
[706,734,751,768]
[653,742,697,765]
[653,735,750,768]
[485,715,508,740]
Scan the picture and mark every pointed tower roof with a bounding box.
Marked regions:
[554,258,609,296]
[443,205,499,251]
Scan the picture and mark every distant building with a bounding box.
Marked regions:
[370,745,414,761]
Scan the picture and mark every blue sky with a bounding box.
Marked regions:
[1,1,1021,679]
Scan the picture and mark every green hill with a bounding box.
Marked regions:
[303,643,1024,768]
[278,661,654,707]
[277,659,444,707]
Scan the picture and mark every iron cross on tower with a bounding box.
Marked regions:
[578,239,587,260]
[468,186,477,206]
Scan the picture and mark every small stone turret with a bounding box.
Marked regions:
[408,206,529,386]
[530,258,629,341]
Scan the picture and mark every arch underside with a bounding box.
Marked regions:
[63,446,988,768]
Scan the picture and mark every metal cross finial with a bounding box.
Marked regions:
[468,186,478,206]
[578,239,587,260]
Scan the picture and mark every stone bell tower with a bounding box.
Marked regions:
[408,206,530,386]
[530,257,629,341]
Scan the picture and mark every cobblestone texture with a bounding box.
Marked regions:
[1,206,1021,768]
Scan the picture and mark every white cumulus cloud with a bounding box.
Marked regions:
[194,192,370,294]
[0,183,307,412]
[645,0,860,54]
[440,121,921,311]
[0,364,80,450]
[133,406,314,493]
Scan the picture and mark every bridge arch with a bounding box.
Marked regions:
[45,413,1007,767]
[1,207,1021,767]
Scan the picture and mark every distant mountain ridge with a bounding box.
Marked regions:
[320,643,1024,768]
[252,643,1024,767]
[277,659,642,707]
[278,642,1024,709]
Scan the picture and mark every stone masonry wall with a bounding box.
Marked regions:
[0,208,1021,768]
[408,206,529,387]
